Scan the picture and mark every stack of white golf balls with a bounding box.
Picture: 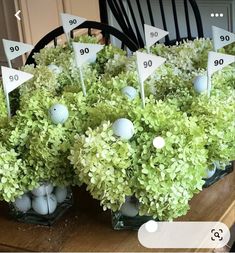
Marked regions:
[13,183,68,215]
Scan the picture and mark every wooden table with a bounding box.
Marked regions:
[0,168,234,252]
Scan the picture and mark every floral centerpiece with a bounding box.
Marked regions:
[68,38,234,229]
[0,35,234,228]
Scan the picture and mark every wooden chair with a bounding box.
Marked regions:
[104,0,204,48]
[25,20,138,65]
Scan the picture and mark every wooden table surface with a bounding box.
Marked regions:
[0,167,234,252]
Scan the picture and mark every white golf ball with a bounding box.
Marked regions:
[206,168,216,178]
[54,187,68,203]
[153,136,165,149]
[87,55,97,64]
[32,194,57,215]
[120,198,139,217]
[32,196,49,215]
[121,86,138,100]
[205,163,217,179]
[49,104,69,124]
[13,194,31,213]
[31,183,54,197]
[47,64,62,75]
[112,118,135,140]
[47,194,57,214]
[193,75,208,93]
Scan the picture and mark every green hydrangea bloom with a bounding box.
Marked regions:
[69,99,208,220]
[0,143,32,202]
[69,122,135,211]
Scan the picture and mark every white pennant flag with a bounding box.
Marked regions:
[136,52,166,108]
[212,26,235,51]
[72,42,104,67]
[136,52,166,83]
[1,66,33,118]
[144,24,169,52]
[1,66,33,94]
[60,13,86,35]
[2,39,33,61]
[207,51,235,76]
[72,42,104,97]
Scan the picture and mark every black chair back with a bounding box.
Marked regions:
[106,0,204,48]
[25,20,139,65]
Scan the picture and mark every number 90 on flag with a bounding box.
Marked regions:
[207,51,235,76]
[143,60,152,68]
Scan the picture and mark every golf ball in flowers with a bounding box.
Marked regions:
[193,75,208,93]
[112,118,134,140]
[31,183,54,197]
[13,194,31,213]
[153,136,165,149]
[47,64,62,75]
[49,104,69,124]
[121,86,138,100]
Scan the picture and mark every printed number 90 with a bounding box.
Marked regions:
[69,19,77,25]
[80,48,89,55]
[220,35,230,41]
[9,75,19,82]
[143,60,152,68]
[10,46,19,52]
[150,32,158,38]
[214,59,224,66]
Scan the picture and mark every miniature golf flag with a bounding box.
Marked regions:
[2,39,33,61]
[1,66,33,94]
[207,51,235,76]
[212,26,235,51]
[206,51,234,97]
[136,51,166,108]
[136,51,166,83]
[72,42,104,96]
[144,24,169,52]
[72,42,104,67]
[1,66,33,117]
[60,13,86,36]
